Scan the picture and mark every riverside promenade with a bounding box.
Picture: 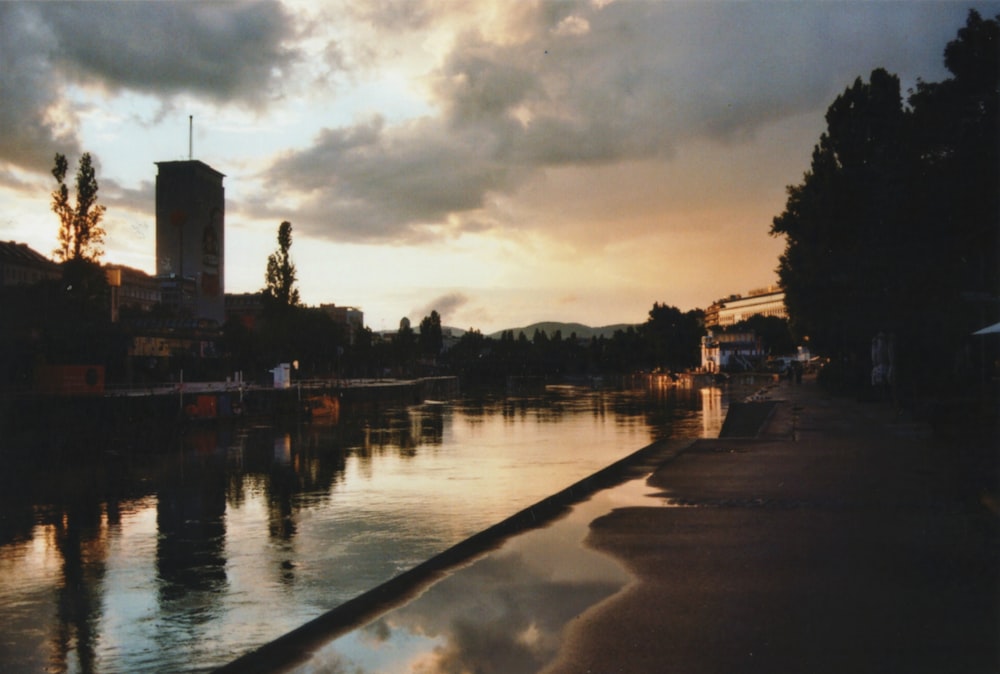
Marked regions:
[545,376,999,674]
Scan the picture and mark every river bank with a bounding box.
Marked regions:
[545,375,998,674]
[238,374,998,674]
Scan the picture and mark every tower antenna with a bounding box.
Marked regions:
[188,115,193,160]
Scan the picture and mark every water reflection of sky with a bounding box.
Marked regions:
[292,479,665,674]
[0,385,725,672]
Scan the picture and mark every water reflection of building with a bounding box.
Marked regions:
[155,160,225,323]
[156,437,228,606]
[700,387,724,436]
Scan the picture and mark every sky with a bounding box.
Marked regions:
[1,1,995,334]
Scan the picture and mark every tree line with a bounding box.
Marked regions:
[230,223,711,383]
[771,10,998,398]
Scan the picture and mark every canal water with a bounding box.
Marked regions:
[0,382,729,673]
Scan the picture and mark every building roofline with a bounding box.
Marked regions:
[0,240,57,266]
[154,159,226,178]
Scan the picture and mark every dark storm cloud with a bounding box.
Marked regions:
[42,1,298,101]
[0,3,79,172]
[264,116,523,242]
[0,1,297,174]
[263,1,974,245]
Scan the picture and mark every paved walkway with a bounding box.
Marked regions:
[544,377,998,674]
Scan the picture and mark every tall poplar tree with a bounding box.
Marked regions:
[51,152,106,262]
[265,220,300,307]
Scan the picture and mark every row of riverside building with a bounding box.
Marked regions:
[1,159,366,391]
[1,159,365,342]
[703,286,787,329]
[701,286,796,373]
[3,156,789,383]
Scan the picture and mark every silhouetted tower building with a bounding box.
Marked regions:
[155,160,225,323]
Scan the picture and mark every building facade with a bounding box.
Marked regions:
[705,286,787,328]
[225,292,266,330]
[700,331,765,373]
[155,160,225,324]
[0,241,60,287]
[320,303,365,344]
[105,264,161,318]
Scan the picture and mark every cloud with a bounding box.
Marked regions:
[0,4,79,172]
[359,549,625,674]
[100,178,156,216]
[348,0,436,32]
[0,2,299,174]
[262,116,522,243]
[1,0,977,264]
[412,292,469,324]
[257,1,968,248]
[43,1,299,103]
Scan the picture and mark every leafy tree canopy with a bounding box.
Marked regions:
[642,302,704,371]
[418,310,443,356]
[771,10,999,392]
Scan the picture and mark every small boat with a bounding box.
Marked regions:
[303,394,340,421]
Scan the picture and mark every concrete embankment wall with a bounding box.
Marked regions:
[718,401,778,438]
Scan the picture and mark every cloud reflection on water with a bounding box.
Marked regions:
[294,478,664,674]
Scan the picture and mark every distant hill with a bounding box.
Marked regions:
[394,322,636,340]
[486,322,636,340]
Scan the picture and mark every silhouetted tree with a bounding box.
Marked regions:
[288,308,344,378]
[606,326,642,372]
[393,317,417,375]
[418,311,443,357]
[221,316,260,375]
[265,221,300,307]
[772,68,911,364]
[57,258,111,328]
[772,12,999,394]
[643,303,704,371]
[905,10,1000,388]
[52,153,106,262]
[443,329,489,381]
